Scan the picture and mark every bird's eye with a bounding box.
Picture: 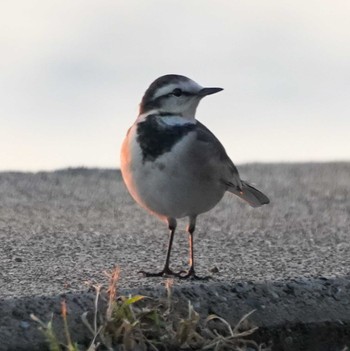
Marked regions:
[172,88,182,97]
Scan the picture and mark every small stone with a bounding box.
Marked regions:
[235,282,253,293]
[210,266,219,273]
[284,336,294,345]
[20,321,30,329]
[15,257,23,262]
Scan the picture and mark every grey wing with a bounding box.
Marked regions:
[195,121,270,207]
[194,121,242,190]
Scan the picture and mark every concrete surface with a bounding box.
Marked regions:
[1,277,350,351]
[0,163,349,349]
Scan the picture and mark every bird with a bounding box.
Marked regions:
[120,74,270,279]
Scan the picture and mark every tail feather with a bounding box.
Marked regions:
[229,180,270,208]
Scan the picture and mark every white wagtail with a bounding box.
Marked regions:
[121,74,269,279]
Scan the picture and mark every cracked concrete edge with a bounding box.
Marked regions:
[1,276,350,351]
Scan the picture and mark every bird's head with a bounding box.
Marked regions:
[139,74,223,120]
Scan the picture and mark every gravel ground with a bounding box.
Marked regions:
[0,163,349,299]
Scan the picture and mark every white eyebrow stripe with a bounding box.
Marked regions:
[152,81,203,99]
[153,84,178,99]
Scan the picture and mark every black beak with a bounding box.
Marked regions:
[197,87,223,97]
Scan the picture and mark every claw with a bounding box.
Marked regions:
[139,268,182,278]
[178,268,211,280]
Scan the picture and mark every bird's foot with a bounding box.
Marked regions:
[178,267,211,281]
[139,267,183,278]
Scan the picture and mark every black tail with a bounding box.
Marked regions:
[229,180,270,208]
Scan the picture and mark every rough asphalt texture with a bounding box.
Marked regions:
[0,163,349,350]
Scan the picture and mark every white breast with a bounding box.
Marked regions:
[121,120,225,220]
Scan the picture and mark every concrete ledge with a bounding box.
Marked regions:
[1,276,350,351]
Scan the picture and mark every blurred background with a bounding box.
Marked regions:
[1,0,349,171]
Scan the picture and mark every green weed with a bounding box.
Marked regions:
[32,267,269,351]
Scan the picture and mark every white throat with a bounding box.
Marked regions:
[161,115,196,126]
